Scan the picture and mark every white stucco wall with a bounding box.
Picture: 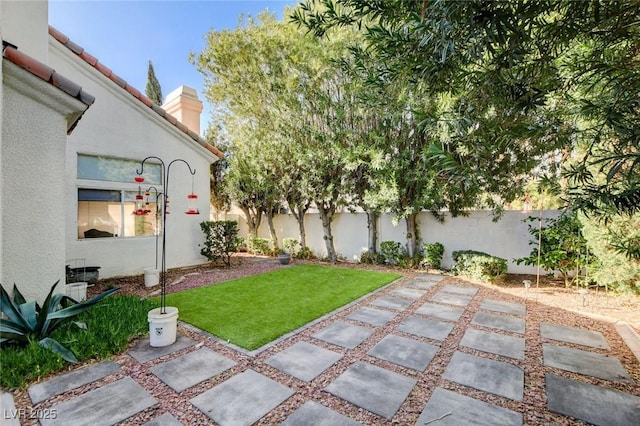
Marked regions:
[1,61,87,301]
[49,40,216,279]
[239,209,560,274]
[0,0,49,63]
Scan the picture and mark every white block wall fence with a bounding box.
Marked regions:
[228,210,561,275]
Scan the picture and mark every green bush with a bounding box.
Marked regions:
[295,246,315,260]
[380,241,405,265]
[199,220,242,266]
[0,295,154,389]
[247,237,271,255]
[398,253,422,269]
[359,251,386,265]
[422,242,445,269]
[282,238,300,256]
[0,281,118,363]
[452,250,507,282]
[515,210,592,287]
[580,213,640,292]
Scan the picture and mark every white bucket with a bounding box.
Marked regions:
[66,282,87,301]
[144,268,159,288]
[148,307,178,347]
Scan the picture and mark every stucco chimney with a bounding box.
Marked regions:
[162,85,203,135]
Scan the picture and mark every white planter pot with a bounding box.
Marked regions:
[144,268,159,288]
[148,307,178,347]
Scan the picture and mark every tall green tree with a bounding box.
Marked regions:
[145,60,163,105]
[293,0,640,260]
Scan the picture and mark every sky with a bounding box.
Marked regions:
[48,0,298,135]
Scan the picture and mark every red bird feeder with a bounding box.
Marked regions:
[185,194,199,215]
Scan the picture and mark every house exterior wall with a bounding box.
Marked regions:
[238,210,560,274]
[0,0,49,63]
[49,40,216,279]
[1,61,87,301]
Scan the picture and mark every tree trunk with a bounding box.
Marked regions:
[287,199,309,249]
[366,211,378,253]
[405,213,418,258]
[317,203,337,263]
[240,205,261,238]
[297,215,307,249]
[265,208,279,252]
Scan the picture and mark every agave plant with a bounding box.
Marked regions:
[0,280,118,363]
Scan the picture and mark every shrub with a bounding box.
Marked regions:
[452,250,507,282]
[359,251,386,265]
[247,237,271,255]
[398,253,422,269]
[199,221,242,266]
[422,242,445,269]
[282,238,300,256]
[515,210,592,287]
[380,241,405,265]
[295,246,315,260]
[0,295,154,389]
[580,213,640,292]
[0,281,118,363]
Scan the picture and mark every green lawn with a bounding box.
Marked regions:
[163,264,401,350]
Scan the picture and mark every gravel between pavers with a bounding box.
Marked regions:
[9,257,640,425]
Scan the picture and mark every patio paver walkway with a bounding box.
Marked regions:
[10,273,640,425]
[325,361,417,419]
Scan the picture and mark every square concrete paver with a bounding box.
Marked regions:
[546,373,640,426]
[472,311,525,334]
[480,299,526,316]
[143,413,183,426]
[28,360,120,404]
[405,280,437,290]
[312,321,374,349]
[325,361,416,419]
[430,291,474,307]
[266,341,343,381]
[416,274,445,282]
[1,392,20,426]
[543,343,632,382]
[440,284,479,296]
[390,287,427,300]
[540,323,609,349]
[369,295,413,311]
[150,348,236,392]
[443,351,524,401]
[367,334,439,371]
[40,377,157,426]
[397,316,455,341]
[460,328,525,360]
[415,302,465,322]
[190,370,294,426]
[416,387,523,425]
[128,335,196,363]
[281,401,362,426]
[346,307,397,326]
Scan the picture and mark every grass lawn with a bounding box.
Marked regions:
[162,264,401,350]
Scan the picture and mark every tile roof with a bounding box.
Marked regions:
[48,26,223,160]
[2,40,94,134]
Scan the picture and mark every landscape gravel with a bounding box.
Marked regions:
[10,256,640,425]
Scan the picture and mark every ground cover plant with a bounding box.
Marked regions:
[162,264,401,350]
[0,295,154,389]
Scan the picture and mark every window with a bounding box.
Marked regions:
[77,154,161,184]
[77,155,162,239]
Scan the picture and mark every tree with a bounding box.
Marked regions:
[145,60,163,105]
[293,0,640,259]
[193,9,359,261]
